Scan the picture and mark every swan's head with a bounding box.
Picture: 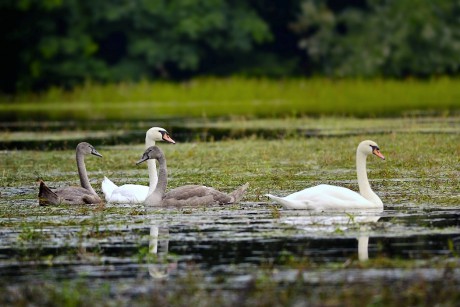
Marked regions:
[136,146,164,165]
[146,127,175,144]
[76,142,102,158]
[358,140,385,160]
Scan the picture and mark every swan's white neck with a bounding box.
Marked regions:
[356,151,382,207]
[146,138,158,196]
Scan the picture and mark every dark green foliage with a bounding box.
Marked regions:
[2,0,460,92]
[291,0,460,78]
[1,0,272,92]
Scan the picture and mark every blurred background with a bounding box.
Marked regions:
[2,0,460,93]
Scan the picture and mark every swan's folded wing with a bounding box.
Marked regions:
[229,183,249,203]
[101,176,118,200]
[164,185,210,200]
[56,187,100,205]
[162,195,216,207]
[164,185,240,205]
[38,181,60,206]
[40,183,102,205]
[265,194,310,209]
[108,184,149,203]
[284,185,376,210]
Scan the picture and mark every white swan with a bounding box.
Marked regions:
[102,127,175,203]
[266,140,385,210]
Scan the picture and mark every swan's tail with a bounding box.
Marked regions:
[38,181,60,206]
[265,194,309,209]
[229,183,249,203]
[101,176,118,201]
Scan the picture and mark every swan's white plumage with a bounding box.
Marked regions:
[266,184,379,210]
[102,176,149,203]
[266,140,385,210]
[102,127,175,203]
[101,176,118,197]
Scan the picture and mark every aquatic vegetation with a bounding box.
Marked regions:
[0,117,459,305]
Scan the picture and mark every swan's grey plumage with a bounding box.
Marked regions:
[136,146,249,207]
[101,127,176,203]
[38,142,103,205]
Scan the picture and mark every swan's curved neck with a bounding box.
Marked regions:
[356,151,382,206]
[76,151,97,196]
[146,138,158,195]
[145,156,167,206]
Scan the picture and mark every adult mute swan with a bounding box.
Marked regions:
[266,140,385,210]
[38,142,103,205]
[102,127,175,203]
[136,146,249,207]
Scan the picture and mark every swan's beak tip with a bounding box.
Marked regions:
[373,149,385,160]
[163,134,176,144]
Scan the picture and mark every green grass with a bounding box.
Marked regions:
[1,130,459,206]
[1,77,460,120]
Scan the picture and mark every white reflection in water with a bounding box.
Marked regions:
[148,222,177,279]
[282,210,382,261]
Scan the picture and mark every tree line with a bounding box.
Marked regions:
[1,0,460,93]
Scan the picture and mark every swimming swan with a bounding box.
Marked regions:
[102,127,175,203]
[266,140,385,210]
[38,142,103,205]
[136,146,249,207]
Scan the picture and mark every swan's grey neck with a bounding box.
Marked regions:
[76,150,97,196]
[145,155,167,206]
[146,138,158,196]
[356,151,382,206]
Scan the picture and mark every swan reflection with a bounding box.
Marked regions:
[282,211,381,261]
[356,215,380,261]
[148,222,177,279]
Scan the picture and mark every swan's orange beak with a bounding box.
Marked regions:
[373,148,385,160]
[163,133,176,144]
